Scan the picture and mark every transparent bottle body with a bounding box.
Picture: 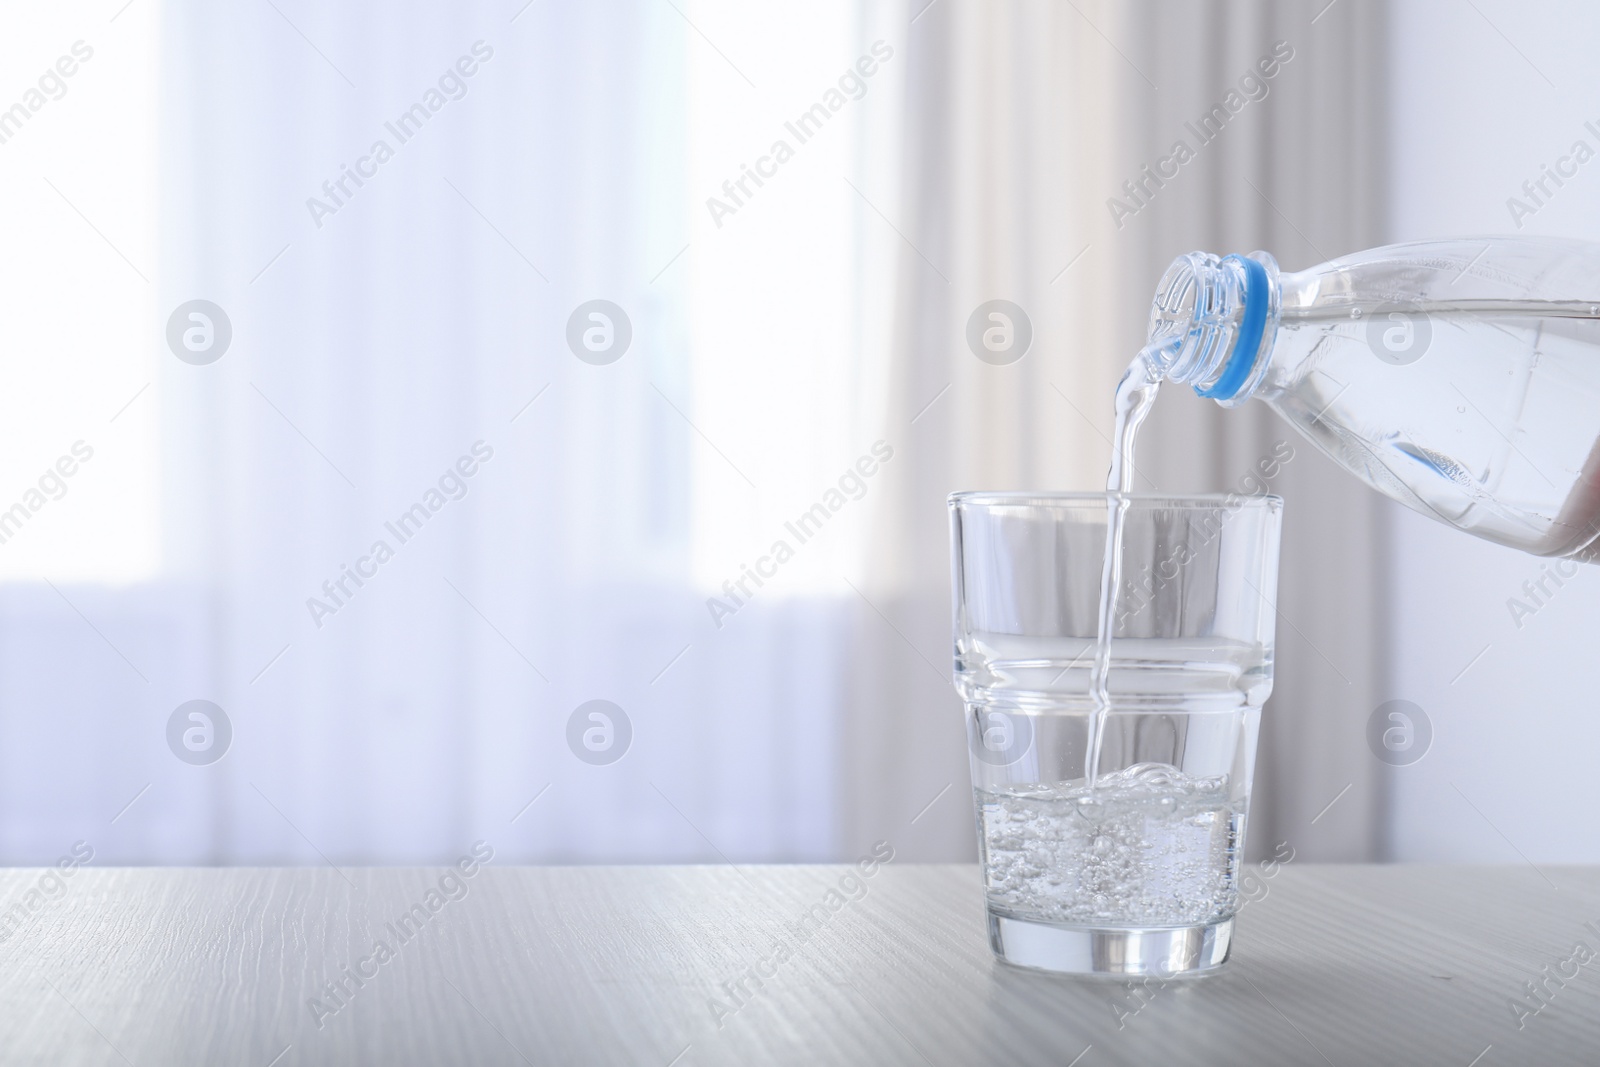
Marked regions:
[1252,237,1600,558]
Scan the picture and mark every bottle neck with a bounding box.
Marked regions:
[1145,251,1281,406]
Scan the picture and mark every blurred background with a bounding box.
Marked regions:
[0,0,1595,867]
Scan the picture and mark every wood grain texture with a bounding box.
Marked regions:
[0,864,1596,1066]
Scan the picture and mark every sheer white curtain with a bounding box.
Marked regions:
[2,0,1387,867]
[1,0,911,865]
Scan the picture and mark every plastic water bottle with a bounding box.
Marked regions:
[1143,236,1600,559]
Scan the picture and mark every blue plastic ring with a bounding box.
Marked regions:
[1195,255,1267,401]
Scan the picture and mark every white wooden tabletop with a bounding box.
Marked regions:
[0,863,1594,1066]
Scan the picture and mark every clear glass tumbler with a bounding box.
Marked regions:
[949,492,1282,977]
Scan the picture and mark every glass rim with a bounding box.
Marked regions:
[947,490,1282,511]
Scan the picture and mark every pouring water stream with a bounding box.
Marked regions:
[1085,341,1170,787]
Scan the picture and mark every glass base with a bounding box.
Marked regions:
[987,911,1233,977]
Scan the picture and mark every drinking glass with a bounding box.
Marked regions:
[949,492,1282,977]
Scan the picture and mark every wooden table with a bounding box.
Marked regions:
[0,864,1595,1065]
